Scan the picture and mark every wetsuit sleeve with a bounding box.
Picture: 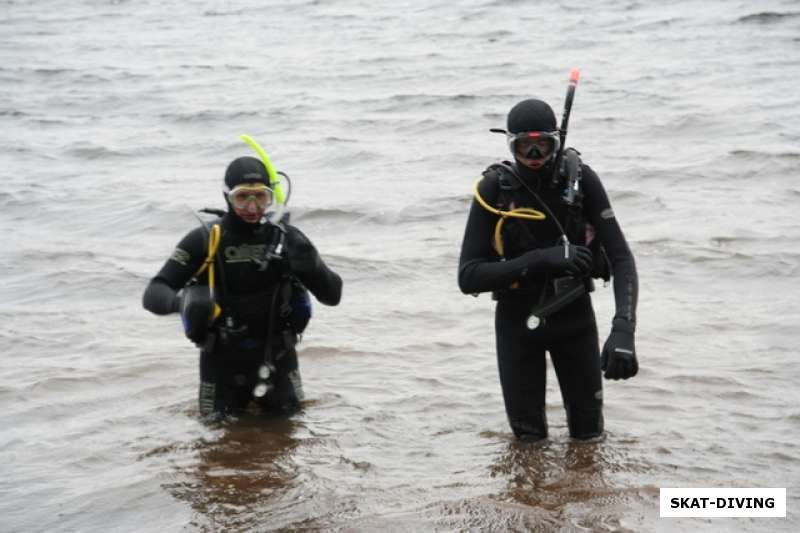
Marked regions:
[142,227,207,315]
[285,225,342,306]
[457,175,534,294]
[581,165,638,325]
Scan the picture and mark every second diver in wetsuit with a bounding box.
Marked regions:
[143,153,342,421]
[458,98,639,440]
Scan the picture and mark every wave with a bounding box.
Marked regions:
[202,9,246,17]
[760,451,798,463]
[297,346,374,359]
[31,67,75,76]
[177,64,214,70]
[670,373,747,388]
[736,11,800,24]
[292,197,470,225]
[0,108,27,117]
[158,109,257,124]
[291,206,371,224]
[609,189,657,202]
[15,248,102,263]
[0,191,15,208]
[475,29,514,39]
[28,117,69,126]
[65,143,125,160]
[629,16,687,30]
[363,93,481,112]
[633,234,800,258]
[63,142,179,160]
[320,254,413,279]
[708,235,762,246]
[651,242,800,277]
[728,149,800,160]
[481,0,533,6]
[28,374,107,395]
[394,195,471,222]
[1,66,117,85]
[395,340,481,353]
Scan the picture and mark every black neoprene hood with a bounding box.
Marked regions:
[224,156,270,190]
[507,98,557,133]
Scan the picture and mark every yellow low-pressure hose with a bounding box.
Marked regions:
[472,178,546,256]
[191,224,222,320]
[207,225,222,320]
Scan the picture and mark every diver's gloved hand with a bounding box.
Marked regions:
[523,244,593,277]
[601,318,638,380]
[143,279,181,316]
[178,285,213,346]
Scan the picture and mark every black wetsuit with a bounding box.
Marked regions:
[143,212,342,417]
[458,160,637,439]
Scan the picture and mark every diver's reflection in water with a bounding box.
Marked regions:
[166,413,303,530]
[490,436,611,508]
[488,435,654,530]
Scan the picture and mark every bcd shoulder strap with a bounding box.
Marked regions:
[483,160,521,194]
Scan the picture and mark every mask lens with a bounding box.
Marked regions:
[510,132,559,161]
[230,185,272,209]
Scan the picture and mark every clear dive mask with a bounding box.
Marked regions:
[226,183,273,211]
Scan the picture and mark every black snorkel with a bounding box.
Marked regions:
[551,68,580,192]
[516,68,583,246]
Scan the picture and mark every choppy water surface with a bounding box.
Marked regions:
[1,0,799,531]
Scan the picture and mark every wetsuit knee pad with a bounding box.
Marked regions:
[565,403,604,439]
[198,380,217,417]
[508,407,548,441]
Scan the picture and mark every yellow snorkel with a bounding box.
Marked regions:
[239,134,286,205]
[239,134,290,224]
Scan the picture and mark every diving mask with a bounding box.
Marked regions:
[226,183,273,210]
[508,130,561,161]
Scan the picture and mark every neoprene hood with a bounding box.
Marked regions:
[507,99,557,134]
[224,156,270,190]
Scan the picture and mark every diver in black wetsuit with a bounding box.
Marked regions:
[458,98,638,440]
[143,155,342,420]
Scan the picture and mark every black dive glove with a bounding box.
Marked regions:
[177,285,214,346]
[523,244,593,277]
[601,318,638,380]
